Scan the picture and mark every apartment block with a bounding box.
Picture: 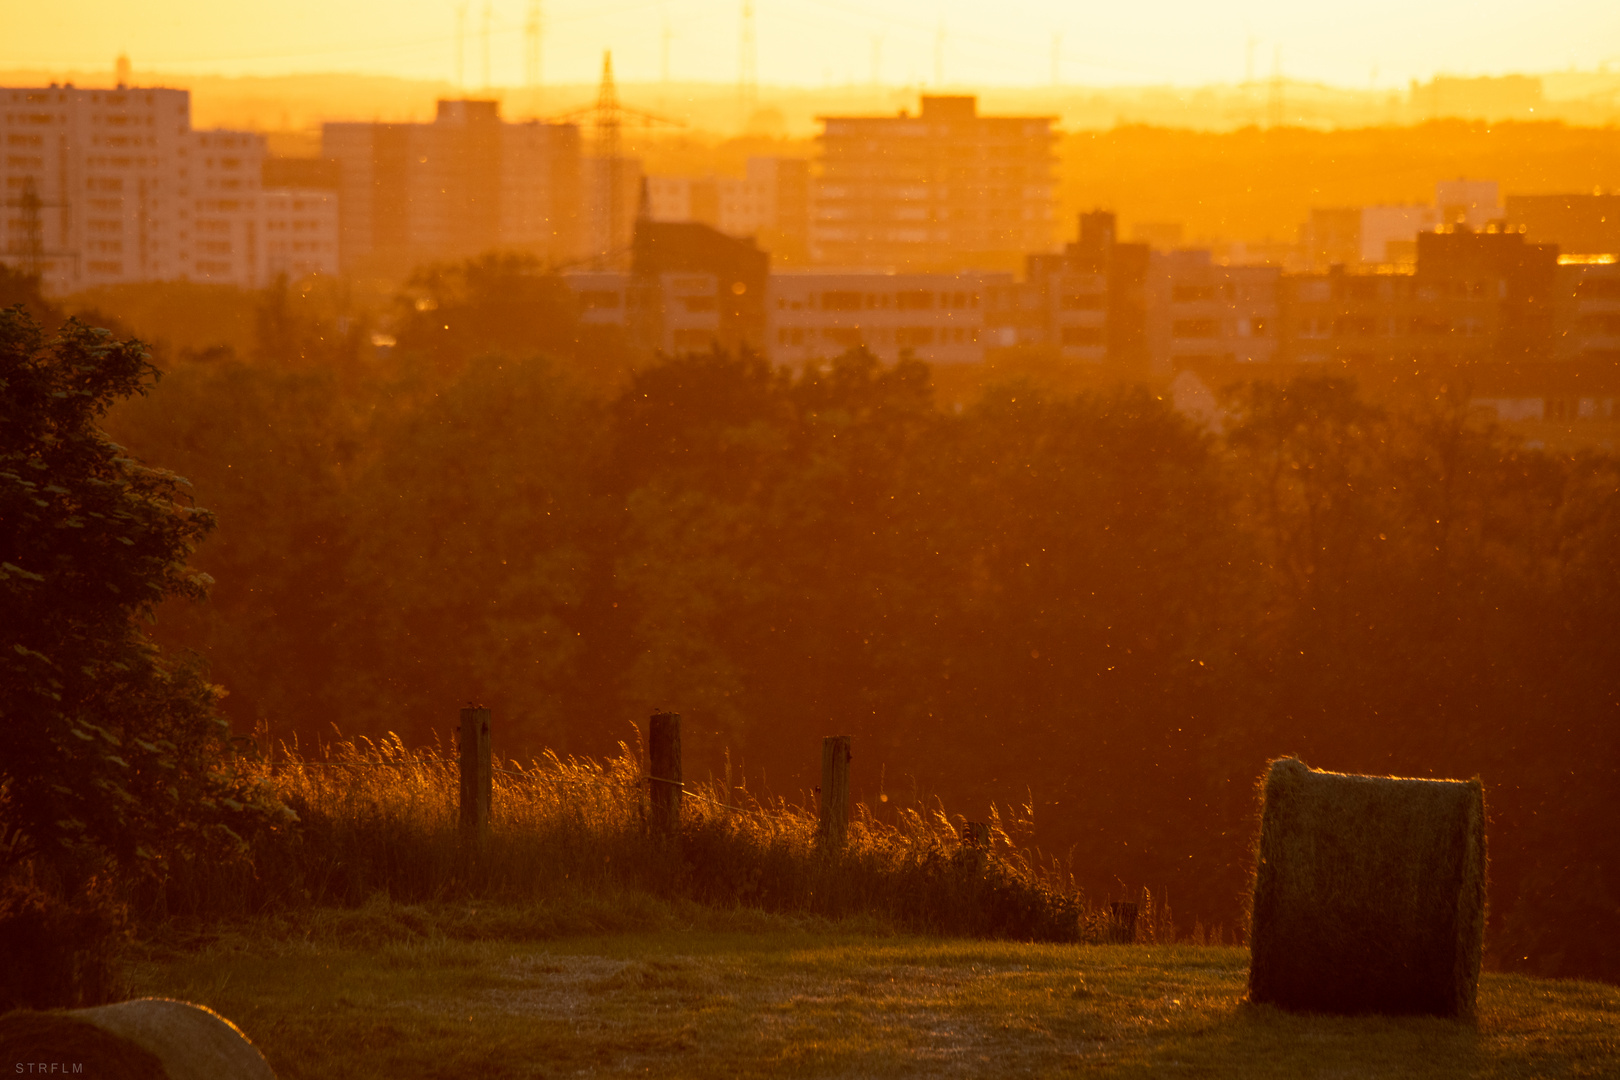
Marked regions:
[260,188,339,280]
[562,218,770,356]
[812,95,1056,271]
[1301,181,1505,272]
[646,173,771,237]
[1148,252,1283,367]
[1,84,338,292]
[1560,261,1620,362]
[187,129,263,285]
[645,157,811,263]
[767,270,1008,365]
[2,85,190,290]
[1507,192,1620,257]
[323,100,586,275]
[982,211,1149,368]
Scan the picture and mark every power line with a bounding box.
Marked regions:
[3,178,73,278]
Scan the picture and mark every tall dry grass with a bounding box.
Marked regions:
[157,734,1106,942]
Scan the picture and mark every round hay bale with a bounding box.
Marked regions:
[0,1009,167,1079]
[0,999,276,1080]
[1248,757,1487,1019]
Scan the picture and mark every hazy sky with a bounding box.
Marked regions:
[12,0,1620,88]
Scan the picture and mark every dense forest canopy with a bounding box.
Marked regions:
[26,258,1613,984]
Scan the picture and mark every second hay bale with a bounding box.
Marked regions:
[1248,757,1486,1019]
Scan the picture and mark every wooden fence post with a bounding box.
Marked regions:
[819,735,852,846]
[1109,901,1139,944]
[648,712,682,838]
[459,705,492,844]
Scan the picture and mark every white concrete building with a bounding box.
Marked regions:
[1360,205,1441,264]
[565,271,635,329]
[646,169,773,238]
[644,157,812,262]
[2,85,190,290]
[1435,179,1501,229]
[767,270,1011,365]
[186,128,263,286]
[561,270,722,354]
[0,84,339,292]
[1147,251,1283,368]
[260,188,340,280]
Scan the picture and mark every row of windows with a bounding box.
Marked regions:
[776,326,980,346]
[783,289,983,312]
[1173,317,1271,338]
[812,222,1050,242]
[1293,316,1484,339]
[1170,314,1503,339]
[1169,278,1527,304]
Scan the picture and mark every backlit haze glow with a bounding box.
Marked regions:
[13,0,1620,88]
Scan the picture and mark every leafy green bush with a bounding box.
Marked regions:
[0,876,127,1010]
[0,307,283,881]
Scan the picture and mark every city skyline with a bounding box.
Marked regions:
[11,0,1620,91]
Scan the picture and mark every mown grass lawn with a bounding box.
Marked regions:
[126,904,1617,1079]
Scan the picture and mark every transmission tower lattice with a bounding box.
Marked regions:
[525,0,542,88]
[4,178,70,278]
[551,53,682,265]
[739,0,758,128]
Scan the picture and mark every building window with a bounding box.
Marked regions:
[579,290,620,310]
[1061,293,1105,310]
[1172,318,1220,338]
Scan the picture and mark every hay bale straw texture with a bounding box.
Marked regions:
[0,998,277,1079]
[1248,757,1486,1019]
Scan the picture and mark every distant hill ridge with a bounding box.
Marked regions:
[3,68,1619,136]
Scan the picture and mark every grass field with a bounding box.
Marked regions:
[124,900,1617,1079]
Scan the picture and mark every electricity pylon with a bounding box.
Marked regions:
[552,52,682,265]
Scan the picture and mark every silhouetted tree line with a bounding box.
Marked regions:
[74,258,1618,983]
